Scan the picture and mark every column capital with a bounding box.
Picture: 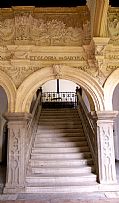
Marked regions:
[4,112,32,122]
[96,111,118,121]
[93,37,110,46]
[90,111,118,121]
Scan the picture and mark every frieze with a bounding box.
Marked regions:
[28,55,86,61]
[105,54,119,60]
[0,6,91,46]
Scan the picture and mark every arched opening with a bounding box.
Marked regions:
[0,86,8,189]
[15,66,104,112]
[41,79,92,111]
[112,83,119,183]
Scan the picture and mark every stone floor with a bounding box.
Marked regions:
[0,162,119,202]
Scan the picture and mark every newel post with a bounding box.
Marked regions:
[96,111,118,184]
[3,112,31,193]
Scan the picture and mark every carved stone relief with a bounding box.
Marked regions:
[0,66,40,88]
[108,8,119,45]
[0,7,91,46]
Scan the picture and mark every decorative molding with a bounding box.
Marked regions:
[0,6,91,46]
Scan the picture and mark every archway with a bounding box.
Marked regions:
[0,70,16,112]
[15,66,104,112]
[112,83,119,183]
[104,68,119,110]
[0,86,8,189]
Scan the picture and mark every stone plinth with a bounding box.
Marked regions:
[3,112,31,193]
[96,111,118,184]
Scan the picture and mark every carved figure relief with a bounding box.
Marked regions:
[108,8,119,44]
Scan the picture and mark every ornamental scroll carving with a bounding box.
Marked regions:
[0,66,40,88]
[0,7,91,46]
[9,128,20,185]
[101,125,114,181]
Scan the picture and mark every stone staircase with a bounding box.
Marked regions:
[26,108,98,193]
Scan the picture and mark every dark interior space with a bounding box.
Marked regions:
[0,0,86,8]
[0,0,118,8]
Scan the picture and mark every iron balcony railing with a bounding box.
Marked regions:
[42,92,77,103]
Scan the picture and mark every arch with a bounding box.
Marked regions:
[82,88,95,111]
[15,66,104,112]
[0,70,16,112]
[104,68,119,110]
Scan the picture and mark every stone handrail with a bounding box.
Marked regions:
[76,90,97,167]
[26,89,42,165]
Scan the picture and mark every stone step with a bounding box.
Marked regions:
[39,118,81,122]
[38,121,82,128]
[37,129,84,134]
[26,184,99,193]
[34,137,86,143]
[31,152,91,160]
[30,166,95,175]
[38,124,82,130]
[32,146,89,154]
[36,132,84,138]
[40,115,79,119]
[42,108,77,112]
[33,141,88,148]
[29,158,93,167]
[26,174,96,187]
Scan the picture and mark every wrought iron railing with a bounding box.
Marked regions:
[26,88,42,165]
[42,92,77,103]
[76,88,97,168]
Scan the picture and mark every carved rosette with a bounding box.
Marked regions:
[96,111,118,184]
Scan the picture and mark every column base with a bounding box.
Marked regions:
[3,184,25,194]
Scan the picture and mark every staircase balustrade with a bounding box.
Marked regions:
[42,92,76,103]
[42,92,77,108]
[76,89,97,167]
[26,88,42,166]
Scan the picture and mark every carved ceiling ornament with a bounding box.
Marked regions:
[0,6,91,46]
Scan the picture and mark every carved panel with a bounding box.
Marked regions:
[101,126,113,181]
[0,6,91,46]
[9,127,21,185]
[108,8,119,45]
[0,66,40,88]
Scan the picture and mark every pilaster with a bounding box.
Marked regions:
[3,112,31,193]
[96,111,118,184]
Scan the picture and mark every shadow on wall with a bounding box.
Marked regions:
[112,83,119,161]
[0,86,8,165]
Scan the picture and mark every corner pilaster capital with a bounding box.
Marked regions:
[93,37,110,46]
[96,111,118,121]
[4,112,32,122]
[90,110,118,122]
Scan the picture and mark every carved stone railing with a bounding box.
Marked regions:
[26,88,42,166]
[76,88,97,167]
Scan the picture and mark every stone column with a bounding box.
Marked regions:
[96,111,118,184]
[3,112,31,193]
